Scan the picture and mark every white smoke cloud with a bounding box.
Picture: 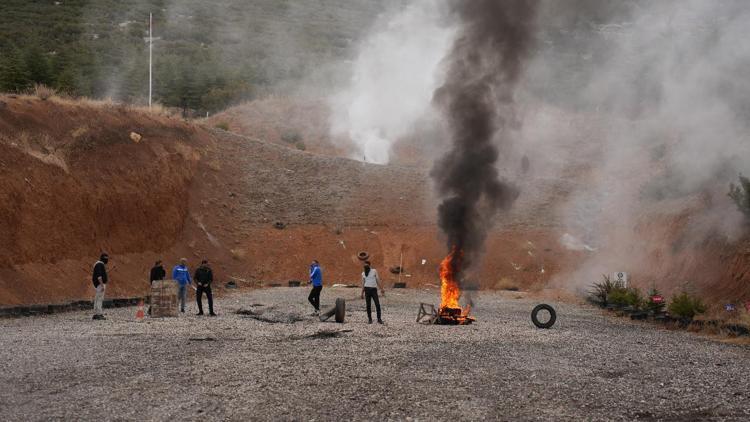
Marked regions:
[328,0,456,164]
[519,0,750,293]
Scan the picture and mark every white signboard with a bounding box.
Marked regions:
[612,272,629,288]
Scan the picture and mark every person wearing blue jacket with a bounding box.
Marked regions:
[308,260,323,315]
[172,258,192,313]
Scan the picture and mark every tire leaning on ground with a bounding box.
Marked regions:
[334,298,346,323]
[531,304,557,329]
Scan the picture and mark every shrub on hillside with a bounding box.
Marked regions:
[668,292,706,320]
[588,275,615,306]
[643,288,666,314]
[214,121,230,131]
[729,174,750,220]
[607,286,644,309]
[281,131,302,144]
[32,84,56,100]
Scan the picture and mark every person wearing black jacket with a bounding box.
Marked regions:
[150,261,166,284]
[92,253,109,320]
[148,260,166,315]
[194,260,216,316]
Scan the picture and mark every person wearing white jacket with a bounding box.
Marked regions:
[360,261,385,324]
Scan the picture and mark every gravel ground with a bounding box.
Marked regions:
[1,287,749,421]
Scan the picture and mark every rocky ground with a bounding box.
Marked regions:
[0,288,749,421]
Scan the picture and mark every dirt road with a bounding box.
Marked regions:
[0,288,748,421]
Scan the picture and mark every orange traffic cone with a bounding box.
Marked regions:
[135,299,145,321]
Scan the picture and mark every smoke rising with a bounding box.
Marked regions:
[516,0,750,294]
[432,0,539,273]
[329,0,455,164]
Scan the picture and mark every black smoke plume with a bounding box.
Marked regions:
[431,0,539,274]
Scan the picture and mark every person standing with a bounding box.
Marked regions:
[308,260,323,315]
[148,260,166,315]
[92,253,109,320]
[150,260,166,284]
[194,259,216,316]
[360,261,384,324]
[172,258,191,313]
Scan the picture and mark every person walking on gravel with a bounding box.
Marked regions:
[360,261,385,324]
[308,260,323,315]
[91,253,109,320]
[194,259,216,316]
[148,260,166,315]
[172,258,192,313]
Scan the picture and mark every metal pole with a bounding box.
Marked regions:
[149,13,153,109]
[398,250,403,285]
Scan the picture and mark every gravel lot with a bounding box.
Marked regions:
[1,287,749,421]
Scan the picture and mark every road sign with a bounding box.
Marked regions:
[612,272,629,288]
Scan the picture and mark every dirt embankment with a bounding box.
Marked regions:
[206,97,436,167]
[2,95,750,307]
[0,96,213,304]
[206,97,353,158]
[0,95,578,305]
[180,128,581,294]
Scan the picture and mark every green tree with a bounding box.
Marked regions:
[50,51,79,94]
[0,46,31,92]
[25,45,52,86]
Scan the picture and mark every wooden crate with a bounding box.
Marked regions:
[150,280,178,317]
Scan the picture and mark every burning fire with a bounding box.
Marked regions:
[439,247,463,309]
[437,247,474,324]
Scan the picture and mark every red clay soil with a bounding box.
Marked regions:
[0,96,213,303]
[1,95,749,306]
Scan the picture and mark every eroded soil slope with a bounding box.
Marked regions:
[0,96,576,305]
[0,97,213,303]
[2,95,750,307]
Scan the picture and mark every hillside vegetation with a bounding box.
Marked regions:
[0,0,389,113]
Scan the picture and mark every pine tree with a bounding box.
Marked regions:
[0,46,31,92]
[25,45,52,86]
[50,52,77,94]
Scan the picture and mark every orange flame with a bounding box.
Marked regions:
[439,247,463,310]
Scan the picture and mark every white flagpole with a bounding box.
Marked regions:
[149,13,153,109]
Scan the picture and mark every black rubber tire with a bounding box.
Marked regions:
[357,251,370,261]
[531,304,556,329]
[334,298,346,323]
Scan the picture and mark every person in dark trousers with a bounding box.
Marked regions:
[92,253,109,320]
[172,258,191,313]
[360,261,385,324]
[148,260,166,315]
[308,260,323,315]
[194,259,216,316]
